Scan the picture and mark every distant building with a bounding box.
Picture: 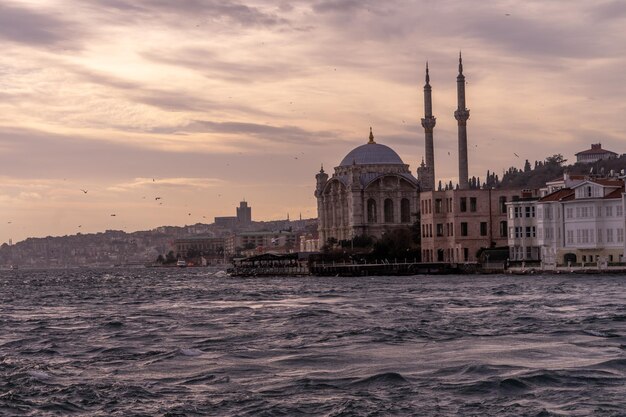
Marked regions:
[214,216,238,229]
[215,201,253,229]
[575,143,618,163]
[236,201,252,225]
[225,231,298,255]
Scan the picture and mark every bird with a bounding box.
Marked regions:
[7,221,11,224]
[80,189,88,194]
[110,214,116,217]
[155,197,161,200]
[505,13,510,16]
[448,151,451,155]
[78,225,82,228]
[188,213,191,216]
[152,178,155,182]
[514,153,519,158]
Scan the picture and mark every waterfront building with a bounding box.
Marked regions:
[575,143,618,163]
[559,178,624,264]
[532,176,626,266]
[315,128,419,245]
[420,188,522,262]
[506,191,541,262]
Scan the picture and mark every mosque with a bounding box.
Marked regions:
[315,54,471,245]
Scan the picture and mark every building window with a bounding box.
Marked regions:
[435,199,442,214]
[500,221,507,238]
[470,197,477,212]
[460,197,467,212]
[499,196,507,213]
[618,228,624,243]
[618,205,624,217]
[384,199,394,223]
[436,223,444,237]
[566,208,573,218]
[607,228,614,243]
[525,226,532,238]
[567,230,574,244]
[461,222,468,236]
[400,198,411,223]
[367,199,377,223]
[606,206,613,217]
[463,247,469,261]
[587,186,592,197]
[480,222,487,236]
[509,207,514,219]
[525,206,531,217]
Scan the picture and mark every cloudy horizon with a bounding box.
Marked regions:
[2,0,626,243]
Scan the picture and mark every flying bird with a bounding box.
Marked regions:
[155,197,162,200]
[110,214,116,217]
[80,189,88,194]
[514,153,519,158]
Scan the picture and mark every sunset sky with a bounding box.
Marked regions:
[2,0,626,244]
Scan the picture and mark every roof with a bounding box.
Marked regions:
[339,142,405,167]
[575,147,618,156]
[538,188,574,202]
[604,187,624,199]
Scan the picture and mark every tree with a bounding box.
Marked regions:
[156,254,165,264]
[545,154,567,167]
[524,159,531,172]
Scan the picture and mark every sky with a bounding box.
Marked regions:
[2,0,626,244]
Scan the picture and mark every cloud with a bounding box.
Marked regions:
[0,3,84,49]
[85,0,289,27]
[141,48,309,83]
[150,120,337,145]
[107,177,226,192]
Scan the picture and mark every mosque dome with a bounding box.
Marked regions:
[339,128,405,167]
[339,143,405,166]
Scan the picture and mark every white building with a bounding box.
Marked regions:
[575,143,618,163]
[506,192,540,262]
[560,179,624,264]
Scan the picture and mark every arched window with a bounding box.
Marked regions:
[367,199,377,223]
[384,199,394,223]
[400,198,411,223]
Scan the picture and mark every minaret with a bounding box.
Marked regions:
[454,52,470,190]
[420,62,436,191]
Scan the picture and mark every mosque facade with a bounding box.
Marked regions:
[314,128,419,244]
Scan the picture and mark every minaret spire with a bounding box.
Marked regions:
[454,51,470,190]
[420,61,436,191]
[368,127,375,144]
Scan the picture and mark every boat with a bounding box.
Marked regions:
[176,259,187,268]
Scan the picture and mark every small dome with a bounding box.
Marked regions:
[339,142,405,167]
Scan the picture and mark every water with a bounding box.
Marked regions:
[1,269,625,416]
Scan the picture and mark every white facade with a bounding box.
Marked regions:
[560,180,624,264]
[506,198,540,261]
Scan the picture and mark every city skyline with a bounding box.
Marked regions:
[2,0,626,243]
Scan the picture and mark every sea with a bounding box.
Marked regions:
[1,269,625,417]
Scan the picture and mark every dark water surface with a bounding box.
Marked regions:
[1,270,625,416]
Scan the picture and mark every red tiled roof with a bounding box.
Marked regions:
[538,188,574,202]
[603,187,624,199]
[575,148,618,156]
